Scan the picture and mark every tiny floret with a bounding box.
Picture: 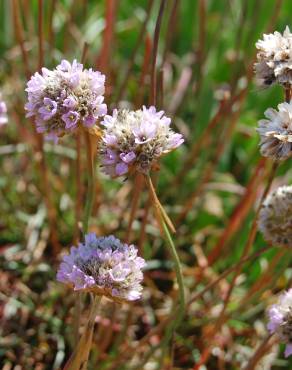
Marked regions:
[257,102,292,160]
[267,289,292,357]
[57,233,146,302]
[255,26,292,87]
[99,106,184,177]
[25,60,107,142]
[0,94,8,125]
[258,185,292,247]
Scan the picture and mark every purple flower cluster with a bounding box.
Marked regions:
[99,106,184,177]
[57,233,146,302]
[267,289,292,357]
[25,60,107,142]
[0,94,7,125]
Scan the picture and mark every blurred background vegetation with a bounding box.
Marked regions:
[0,0,291,369]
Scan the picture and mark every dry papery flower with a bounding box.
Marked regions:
[267,288,292,357]
[258,185,292,247]
[99,106,184,178]
[255,26,292,87]
[257,102,292,160]
[57,233,146,302]
[25,60,107,142]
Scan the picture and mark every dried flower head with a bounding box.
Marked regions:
[267,289,292,357]
[99,106,184,177]
[0,94,7,125]
[25,60,107,142]
[57,233,146,302]
[258,185,292,247]
[257,103,292,160]
[255,26,292,87]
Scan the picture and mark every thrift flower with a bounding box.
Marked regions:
[255,26,292,87]
[267,289,292,357]
[257,102,292,160]
[99,106,184,177]
[25,60,107,142]
[0,94,8,125]
[57,233,146,302]
[258,185,292,247]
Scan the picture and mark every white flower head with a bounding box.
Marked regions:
[257,102,292,160]
[258,185,292,247]
[255,26,292,87]
[267,289,292,357]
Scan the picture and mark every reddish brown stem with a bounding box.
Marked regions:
[116,0,154,102]
[150,0,167,106]
[125,174,144,244]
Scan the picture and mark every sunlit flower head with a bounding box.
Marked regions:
[267,288,292,357]
[258,185,292,247]
[25,60,107,142]
[57,233,146,302]
[255,26,292,87]
[0,94,8,125]
[257,102,292,160]
[99,106,184,178]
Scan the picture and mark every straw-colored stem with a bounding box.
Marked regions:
[83,132,95,235]
[145,175,185,366]
[125,173,144,244]
[64,295,101,370]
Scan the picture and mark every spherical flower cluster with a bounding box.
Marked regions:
[267,289,292,357]
[99,106,184,177]
[258,185,292,247]
[57,233,146,302]
[0,94,7,125]
[257,103,292,160]
[255,26,292,87]
[25,60,107,142]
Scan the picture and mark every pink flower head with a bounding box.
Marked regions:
[99,106,184,178]
[57,233,146,302]
[25,59,107,141]
[267,289,292,357]
[0,96,7,125]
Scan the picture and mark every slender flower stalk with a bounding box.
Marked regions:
[83,131,96,234]
[64,295,101,370]
[145,175,185,365]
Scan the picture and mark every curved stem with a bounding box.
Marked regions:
[145,174,185,366]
